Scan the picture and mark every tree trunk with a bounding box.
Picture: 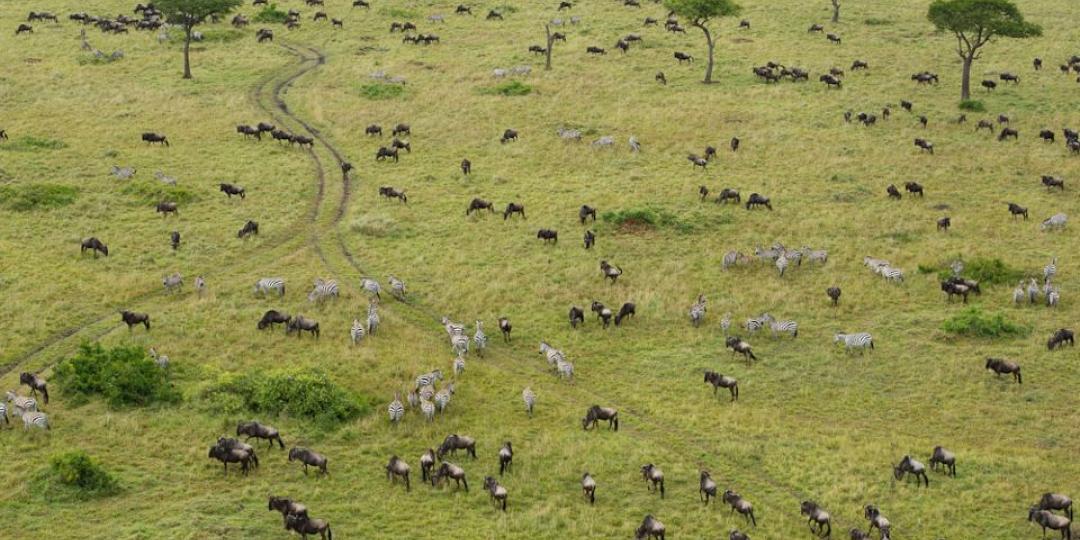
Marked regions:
[960,54,973,101]
[182,26,193,79]
[697,23,715,84]
[831,0,840,23]
[544,24,553,71]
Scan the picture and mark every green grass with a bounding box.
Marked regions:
[0,183,77,211]
[479,80,534,96]
[1,0,1078,538]
[959,99,988,112]
[358,82,407,100]
[0,135,67,151]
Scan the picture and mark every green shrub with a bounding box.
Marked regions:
[120,181,199,205]
[941,307,1028,338]
[54,343,179,407]
[32,451,119,501]
[480,81,533,97]
[602,207,691,233]
[0,184,78,211]
[202,368,372,425]
[959,99,987,112]
[380,7,419,19]
[359,83,406,100]
[925,257,1023,285]
[864,17,894,25]
[253,4,289,23]
[0,136,68,152]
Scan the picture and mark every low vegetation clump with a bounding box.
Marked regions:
[0,184,77,211]
[959,99,987,112]
[0,136,67,152]
[202,368,372,425]
[920,257,1024,285]
[33,451,120,501]
[119,181,199,205]
[479,81,533,96]
[253,4,289,23]
[359,83,406,100]
[941,307,1028,338]
[350,214,402,238]
[54,343,179,407]
[602,207,692,233]
[864,17,894,25]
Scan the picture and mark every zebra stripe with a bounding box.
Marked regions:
[420,399,435,422]
[419,385,435,402]
[254,278,285,297]
[162,272,183,293]
[451,333,469,356]
[1027,278,1040,303]
[722,251,744,270]
[367,302,380,335]
[1047,288,1060,307]
[442,317,465,336]
[834,332,873,351]
[307,279,339,303]
[388,393,404,423]
[350,319,365,344]
[1041,213,1067,230]
[0,402,6,425]
[388,275,406,299]
[766,315,798,338]
[1044,258,1057,283]
[556,359,574,380]
[360,278,382,298]
[720,313,731,335]
[6,391,37,416]
[434,384,454,412]
[453,356,466,376]
[689,295,706,327]
[776,253,790,277]
[539,342,564,367]
[522,387,535,417]
[1012,282,1026,304]
[195,276,207,296]
[473,321,487,357]
[878,266,904,282]
[148,347,169,369]
[22,411,48,430]
[802,247,828,264]
[415,370,443,389]
[745,315,768,333]
[407,390,419,409]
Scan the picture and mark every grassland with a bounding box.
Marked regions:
[0,0,1078,538]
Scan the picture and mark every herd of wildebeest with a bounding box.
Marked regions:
[3,0,1078,538]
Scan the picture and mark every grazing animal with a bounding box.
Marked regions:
[999,127,1020,141]
[725,336,757,363]
[723,490,757,526]
[156,202,179,216]
[307,279,339,304]
[579,205,597,224]
[466,198,495,216]
[581,472,597,504]
[937,217,951,231]
[819,74,842,88]
[826,33,841,44]
[583,230,596,249]
[238,220,259,238]
[473,321,487,357]
[501,129,518,143]
[591,301,613,328]
[162,272,183,293]
[285,514,331,540]
[268,497,307,528]
[387,392,403,422]
[289,447,328,476]
[864,505,892,538]
[827,286,842,306]
[614,302,636,326]
[894,455,929,487]
[835,332,873,353]
[600,260,623,283]
[982,79,997,91]
[254,278,285,297]
[586,46,606,55]
[1036,493,1074,521]
[169,231,181,251]
[219,183,246,199]
[674,51,693,63]
[375,146,399,162]
[635,515,665,540]
[6,391,38,418]
[1042,175,1065,191]
[1041,129,1056,143]
[438,434,477,459]
[522,387,535,417]
[537,229,558,244]
[1028,508,1072,540]
[365,124,382,137]
[641,464,665,498]
[914,138,934,154]
[207,444,251,475]
[432,462,468,491]
[905,181,924,196]
[802,501,832,538]
[886,184,901,199]
[569,306,585,328]
[699,470,718,504]
[689,294,707,327]
[484,476,509,511]
[18,373,48,404]
[141,132,169,146]
[941,280,970,303]
[704,371,738,401]
[582,405,618,431]
[460,158,471,175]
[121,310,150,331]
[1008,203,1029,219]
[718,188,741,203]
[1042,213,1068,231]
[498,442,513,476]
[80,237,109,257]
[745,193,772,210]
[385,455,410,490]
[286,315,320,338]
[977,119,995,132]
[929,446,956,477]
[1048,328,1074,350]
[656,71,667,84]
[378,186,408,203]
[237,421,284,449]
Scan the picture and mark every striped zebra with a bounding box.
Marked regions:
[745,314,768,334]
[720,313,732,335]
[0,401,6,425]
[784,248,803,267]
[434,383,454,412]
[420,399,436,422]
[1041,213,1067,231]
[539,342,564,367]
[801,247,828,264]
[388,275,406,299]
[522,387,535,418]
[1012,281,1026,304]
[367,302,380,335]
[722,251,746,270]
[6,391,37,417]
[950,259,964,277]
[148,347,169,369]
[407,390,419,409]
[453,355,466,376]
[555,359,574,380]
[1027,278,1040,304]
[863,257,890,270]
[419,384,435,402]
[442,316,465,336]
[350,319,365,344]
[162,272,183,293]
[878,265,904,282]
[834,332,874,353]
[776,253,790,277]
[22,411,49,430]
[1047,287,1060,307]
[254,277,285,297]
[764,314,798,338]
[689,294,707,327]
[451,333,469,356]
[388,392,405,423]
[755,245,780,262]
[473,321,487,358]
[415,369,443,389]
[1044,257,1057,283]
[360,277,382,299]
[307,279,339,303]
[195,276,207,297]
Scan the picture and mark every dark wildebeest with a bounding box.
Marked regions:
[615,40,629,53]
[16,24,33,35]
[586,46,606,55]
[498,317,512,342]
[1047,328,1074,350]
[982,79,997,91]
[1034,57,1043,70]
[467,198,494,215]
[718,188,741,204]
[460,158,471,175]
[504,203,525,220]
[537,229,558,244]
[865,505,893,537]
[121,310,150,331]
[365,124,382,136]
[141,132,169,146]
[486,10,503,20]
[501,129,518,143]
[852,59,869,70]
[894,455,930,487]
[1042,175,1065,191]
[437,434,477,459]
[901,99,914,112]
[635,515,665,540]
[579,204,597,223]
[726,336,757,363]
[419,448,436,483]
[600,260,623,283]
[392,123,410,136]
[723,490,757,526]
[286,316,320,339]
[656,71,667,85]
[432,462,468,491]
[238,220,259,239]
[827,286,841,306]
[998,127,1019,141]
[256,122,275,134]
[1040,129,1056,143]
[674,51,693,63]
[19,372,49,404]
[801,501,832,537]
[731,137,740,152]
[688,154,708,169]
[914,138,934,154]
[285,514,331,540]
[156,202,179,216]
[290,134,314,148]
[591,301,613,327]
[1035,493,1074,521]
[208,444,253,475]
[826,32,841,44]
[219,183,245,199]
[819,74,842,88]
[258,310,291,330]
[704,371,739,401]
[1028,508,1072,540]
[582,405,618,430]
[905,182,924,196]
[976,119,994,132]
[640,464,665,498]
[583,230,595,249]
[385,455,410,490]
[170,231,181,250]
[354,0,370,7]
[569,306,585,328]
[739,19,750,29]
[887,184,901,199]
[745,193,772,210]
[269,496,308,527]
[941,280,970,303]
[289,447,328,475]
[1008,203,1028,219]
[0,129,7,141]
[236,124,260,139]
[81,237,109,257]
[929,446,956,477]
[614,302,636,326]
[455,4,471,15]
[937,217,951,232]
[378,186,408,203]
[237,421,285,449]
[375,146,399,162]
[1000,72,1019,83]
[808,23,824,32]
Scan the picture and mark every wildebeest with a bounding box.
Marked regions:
[497,442,513,476]
[976,119,994,132]
[852,59,869,70]
[1000,72,1019,83]
[579,204,597,223]
[269,496,307,527]
[581,472,597,504]
[237,421,284,449]
[81,237,109,257]
[674,51,693,63]
[121,310,150,331]
[437,433,477,459]
[537,229,558,244]
[584,230,595,249]
[503,203,525,220]
[614,302,636,326]
[723,490,757,526]
[375,146,399,162]
[698,470,718,504]
[726,336,757,363]
[1048,328,1074,350]
[236,124,260,139]
[455,4,471,15]
[640,464,665,498]
[894,455,929,487]
[929,446,956,477]
[982,79,997,91]
[257,310,291,330]
[656,71,667,84]
[999,127,1019,141]
[16,24,33,35]
[365,124,382,136]
[208,444,253,476]
[219,183,245,199]
[937,217,951,232]
[169,231,181,250]
[568,306,586,329]
[467,198,494,215]
[285,514,331,540]
[141,132,169,146]
[826,32,841,44]
[718,188,741,204]
[1034,57,1043,70]
[156,201,178,216]
[286,316,320,339]
[1042,175,1065,191]
[19,372,49,404]
[289,447,328,475]
[1008,202,1029,219]
[1036,493,1074,521]
[238,220,259,239]
[378,186,407,203]
[582,405,618,431]
[600,260,623,283]
[819,74,842,88]
[591,301,613,328]
[484,476,508,511]
[688,154,708,169]
[886,184,901,199]
[501,129,518,143]
[635,514,665,540]
[704,371,739,401]
[901,99,914,112]
[808,23,824,32]
[432,462,468,490]
[486,9,503,20]
[745,193,772,210]
[827,286,841,305]
[914,138,934,154]
[1028,508,1072,540]
[801,501,832,537]
[586,46,606,55]
[391,123,410,136]
[1041,130,1056,143]
[864,505,892,538]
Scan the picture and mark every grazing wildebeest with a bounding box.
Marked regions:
[237,421,284,449]
[141,132,169,146]
[826,33,841,44]
[929,446,956,477]
[121,310,150,331]
[269,496,307,527]
[718,188,741,204]
[904,182,924,196]
[437,434,477,459]
[236,124,260,139]
[378,186,407,203]
[801,501,832,537]
[808,23,824,32]
[704,371,738,401]
[976,119,995,132]
[726,336,757,363]
[614,302,635,326]
[219,183,245,199]
[503,203,525,220]
[529,44,546,55]
[864,505,892,538]
[894,455,930,487]
[745,193,772,210]
[827,286,841,306]
[688,154,708,169]
[285,514,331,540]
[289,447,328,475]
[999,127,1019,141]
[1000,72,1019,83]
[914,138,934,154]
[286,316,320,339]
[0,129,7,141]
[941,281,970,303]
[1008,203,1029,219]
[432,462,469,491]
[208,444,253,475]
[982,79,997,91]
[1041,130,1056,143]
[582,405,618,431]
[586,46,606,55]
[600,260,623,283]
[569,306,585,328]
[501,129,518,143]
[723,490,757,526]
[819,74,842,88]
[1029,508,1073,540]
[376,146,399,162]
[852,59,869,70]
[257,310,291,330]
[484,476,509,511]
[365,124,382,136]
[579,204,597,224]
[886,184,901,199]
[674,51,693,63]
[392,123,410,136]
[19,372,49,404]
[537,229,558,244]
[615,40,630,53]
[937,217,951,232]
[486,10,503,20]
[81,237,109,257]
[16,24,33,35]
[353,0,370,7]
[635,515,665,540]
[156,201,179,216]
[583,230,595,249]
[1048,328,1074,350]
[1036,493,1074,521]
[739,18,750,29]
[640,464,665,498]
[699,471,718,504]
[656,71,667,85]
[467,198,494,215]
[455,4,471,15]
[1042,175,1065,191]
[170,231,181,251]
[591,301,613,328]
[238,220,259,239]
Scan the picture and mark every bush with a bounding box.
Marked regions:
[120,181,199,205]
[922,257,1023,285]
[0,184,78,211]
[941,307,1028,338]
[0,136,67,152]
[54,343,179,407]
[202,368,372,425]
[33,451,119,501]
[864,17,893,25]
[602,207,692,233]
[359,83,406,100]
[253,4,289,23]
[480,81,533,96]
[959,99,987,112]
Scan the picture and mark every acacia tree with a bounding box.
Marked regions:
[664,0,742,84]
[544,24,558,71]
[157,0,243,79]
[831,0,840,22]
[927,0,1041,101]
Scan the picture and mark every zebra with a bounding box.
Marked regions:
[473,321,488,357]
[522,387,536,417]
[555,359,574,380]
[745,314,768,334]
[388,275,406,299]
[254,278,285,297]
[148,347,169,369]
[1012,281,1026,304]
[0,401,5,425]
[420,399,435,422]
[388,392,405,423]
[162,272,183,293]
[406,390,419,409]
[367,302,380,335]
[350,319,365,344]
[834,332,874,353]
[415,370,443,389]
[863,256,890,270]
[950,259,964,277]
[628,136,641,152]
[6,391,37,417]
[442,316,465,336]
[1047,287,1060,307]
[451,333,469,356]
[720,313,732,335]
[689,294,707,327]
[360,277,382,299]
[775,253,790,277]
[195,276,206,297]
[539,342,564,367]
[307,279,339,303]
[722,251,746,270]
[434,384,454,412]
[1028,278,1040,304]
[878,266,904,282]
[1044,257,1057,283]
[22,411,48,430]
[801,247,828,264]
[764,314,798,338]
[418,384,435,402]
[1041,213,1067,231]
[453,355,466,376]
[754,246,780,262]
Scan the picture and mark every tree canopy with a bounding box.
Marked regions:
[664,0,742,22]
[158,0,243,25]
[928,0,1041,53]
